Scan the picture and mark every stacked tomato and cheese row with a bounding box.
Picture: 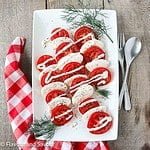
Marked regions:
[36,26,113,134]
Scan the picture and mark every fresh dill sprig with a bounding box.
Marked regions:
[61,0,113,42]
[29,116,56,140]
[97,89,111,98]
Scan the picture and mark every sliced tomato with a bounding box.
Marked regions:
[87,111,112,134]
[74,26,94,48]
[40,70,64,86]
[79,98,100,114]
[51,104,73,126]
[71,76,87,87]
[62,62,86,80]
[74,26,93,41]
[70,76,87,95]
[62,62,81,72]
[83,46,105,63]
[89,67,111,86]
[36,55,56,72]
[45,90,65,103]
[51,28,70,41]
[56,42,70,53]
[56,44,79,62]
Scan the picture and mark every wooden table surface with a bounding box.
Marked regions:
[0,0,150,150]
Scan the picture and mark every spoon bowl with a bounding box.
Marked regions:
[124,37,142,66]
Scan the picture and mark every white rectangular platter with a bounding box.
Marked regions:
[32,9,118,141]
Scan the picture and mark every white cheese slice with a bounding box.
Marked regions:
[80,39,105,54]
[41,82,68,97]
[72,84,94,105]
[48,97,71,110]
[64,74,88,86]
[51,37,73,49]
[85,59,109,72]
[57,52,83,70]
[82,106,107,121]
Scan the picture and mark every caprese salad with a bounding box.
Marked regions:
[36,25,113,134]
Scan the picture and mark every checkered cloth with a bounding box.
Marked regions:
[4,37,110,150]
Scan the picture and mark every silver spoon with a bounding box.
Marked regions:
[119,37,142,110]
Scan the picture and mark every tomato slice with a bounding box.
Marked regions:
[36,55,56,72]
[56,42,69,53]
[62,62,81,72]
[89,67,111,86]
[51,28,70,41]
[56,44,79,62]
[74,26,94,48]
[79,98,100,114]
[51,104,73,126]
[45,90,65,103]
[74,26,93,41]
[71,76,87,87]
[83,46,105,63]
[87,111,112,134]
[62,62,87,80]
[40,69,64,86]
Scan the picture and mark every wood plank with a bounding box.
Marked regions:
[104,0,150,149]
[0,0,45,149]
[47,0,104,8]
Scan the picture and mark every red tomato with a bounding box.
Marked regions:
[40,69,64,87]
[62,62,81,72]
[56,42,70,53]
[74,26,93,41]
[36,55,56,72]
[56,44,79,62]
[51,28,70,41]
[62,62,86,80]
[45,90,65,103]
[51,104,73,126]
[87,111,112,134]
[74,26,94,48]
[79,98,100,114]
[71,76,87,87]
[83,46,105,63]
[89,67,111,86]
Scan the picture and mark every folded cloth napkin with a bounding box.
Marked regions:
[4,37,110,150]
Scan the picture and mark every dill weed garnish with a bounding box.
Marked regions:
[97,89,111,99]
[29,116,56,140]
[61,0,113,42]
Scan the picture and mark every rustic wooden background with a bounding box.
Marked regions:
[0,0,150,150]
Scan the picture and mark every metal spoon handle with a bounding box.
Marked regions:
[124,83,131,111]
[119,65,130,109]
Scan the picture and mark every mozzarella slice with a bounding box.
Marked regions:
[64,74,88,86]
[80,39,105,54]
[85,59,109,72]
[82,106,107,121]
[41,82,68,97]
[51,37,73,49]
[72,84,94,105]
[48,97,71,110]
[57,52,83,70]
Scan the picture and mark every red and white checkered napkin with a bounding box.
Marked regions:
[4,37,110,150]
